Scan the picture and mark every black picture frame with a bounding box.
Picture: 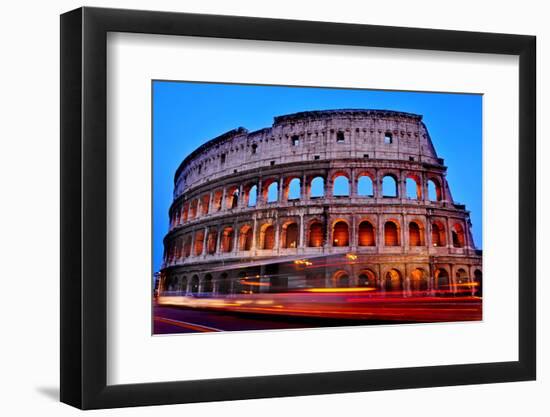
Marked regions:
[60,6,536,410]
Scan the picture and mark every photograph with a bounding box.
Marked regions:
[152,81,483,334]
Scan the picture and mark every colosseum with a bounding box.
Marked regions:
[159,109,482,298]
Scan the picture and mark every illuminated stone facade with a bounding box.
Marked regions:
[160,109,482,296]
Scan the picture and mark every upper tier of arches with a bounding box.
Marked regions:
[174,110,442,197]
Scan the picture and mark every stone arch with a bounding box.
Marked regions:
[384,269,403,292]
[358,220,376,246]
[332,270,350,288]
[405,173,422,200]
[284,177,301,200]
[194,229,205,256]
[226,185,239,209]
[183,235,192,257]
[455,267,470,294]
[435,268,450,292]
[358,269,377,287]
[452,223,466,248]
[190,275,200,295]
[357,173,374,197]
[474,269,483,297]
[202,273,213,293]
[410,268,428,292]
[179,276,188,294]
[218,272,230,295]
[189,199,198,219]
[281,220,299,249]
[308,219,324,247]
[239,224,253,251]
[182,203,189,222]
[259,223,275,250]
[431,220,447,247]
[244,183,258,207]
[332,173,350,197]
[220,226,235,252]
[382,174,398,197]
[264,179,279,203]
[428,177,443,201]
[384,220,400,246]
[408,220,425,246]
[206,227,218,254]
[309,176,325,198]
[200,194,210,216]
[212,190,223,211]
[332,220,349,247]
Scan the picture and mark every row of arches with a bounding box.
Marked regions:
[161,267,482,297]
[165,218,467,262]
[170,171,446,228]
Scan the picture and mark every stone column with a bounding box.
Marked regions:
[232,221,239,253]
[221,188,227,210]
[215,226,222,254]
[301,172,307,200]
[278,176,284,202]
[251,216,258,252]
[299,213,305,249]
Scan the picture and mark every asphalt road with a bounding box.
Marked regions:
[153,304,392,334]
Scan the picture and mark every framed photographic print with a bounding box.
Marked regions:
[60,6,536,409]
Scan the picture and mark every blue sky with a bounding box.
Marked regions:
[153,81,482,273]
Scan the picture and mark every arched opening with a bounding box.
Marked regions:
[261,224,275,250]
[179,276,188,294]
[431,221,446,247]
[190,275,199,295]
[308,221,324,247]
[406,175,422,199]
[206,228,218,254]
[358,221,375,246]
[382,175,398,197]
[182,204,189,222]
[282,222,299,248]
[455,268,469,295]
[287,178,301,200]
[194,230,205,256]
[384,221,400,246]
[385,269,403,292]
[189,199,198,219]
[332,221,349,247]
[226,186,239,209]
[333,175,350,197]
[220,227,234,252]
[213,190,223,211]
[357,175,374,197]
[267,181,278,203]
[203,274,213,293]
[239,225,253,251]
[410,268,428,292]
[218,273,230,295]
[409,221,423,246]
[358,269,377,288]
[200,194,210,215]
[247,185,257,207]
[452,223,465,248]
[428,178,442,201]
[333,270,350,288]
[474,269,483,297]
[310,176,325,198]
[435,268,450,293]
[183,235,192,257]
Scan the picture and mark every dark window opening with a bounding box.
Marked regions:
[409,156,415,161]
[314,155,320,160]
[251,143,257,154]
[336,131,345,143]
[220,154,226,164]
[363,154,369,158]
[291,135,300,146]
[270,160,275,166]
[384,133,393,144]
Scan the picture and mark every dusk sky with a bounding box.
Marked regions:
[153,81,482,273]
